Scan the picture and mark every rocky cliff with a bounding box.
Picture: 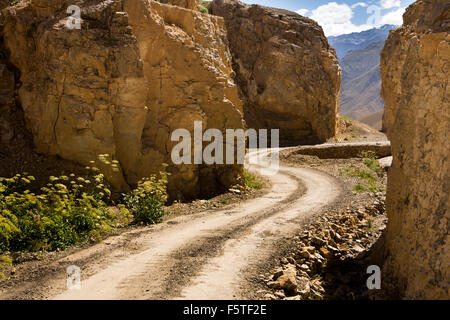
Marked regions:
[0,0,245,199]
[0,42,16,146]
[210,0,341,145]
[381,0,449,299]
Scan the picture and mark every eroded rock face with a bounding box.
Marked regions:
[0,0,244,198]
[0,1,9,10]
[381,0,449,299]
[210,0,341,145]
[159,0,198,11]
[0,27,19,146]
[0,61,16,144]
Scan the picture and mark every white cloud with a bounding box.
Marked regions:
[310,2,353,25]
[322,23,373,37]
[380,7,405,25]
[309,2,372,36]
[295,8,309,16]
[351,2,367,9]
[380,0,401,9]
[307,1,405,36]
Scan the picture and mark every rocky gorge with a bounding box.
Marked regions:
[0,0,448,301]
[0,0,341,198]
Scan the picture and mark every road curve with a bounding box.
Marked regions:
[51,148,341,300]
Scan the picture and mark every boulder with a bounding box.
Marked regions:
[381,0,449,299]
[210,0,341,145]
[276,263,297,294]
[296,276,310,298]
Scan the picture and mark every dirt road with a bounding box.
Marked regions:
[1,149,341,300]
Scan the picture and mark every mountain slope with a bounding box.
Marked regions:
[341,41,384,83]
[359,110,384,130]
[328,25,397,59]
[340,41,385,126]
[328,26,399,130]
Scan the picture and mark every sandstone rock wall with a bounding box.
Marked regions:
[0,47,17,145]
[0,1,9,10]
[210,0,341,145]
[0,0,245,198]
[381,0,449,299]
[159,0,198,11]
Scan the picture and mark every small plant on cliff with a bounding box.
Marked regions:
[352,151,382,194]
[199,6,209,14]
[361,151,382,175]
[340,115,353,122]
[244,171,262,190]
[122,165,169,225]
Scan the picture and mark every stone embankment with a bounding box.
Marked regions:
[285,142,391,159]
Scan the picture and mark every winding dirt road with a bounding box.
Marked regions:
[1,149,341,300]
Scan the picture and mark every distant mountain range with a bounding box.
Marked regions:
[328,25,397,59]
[340,41,385,128]
[328,25,398,130]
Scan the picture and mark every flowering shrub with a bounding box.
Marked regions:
[123,165,169,225]
[0,167,114,252]
[0,156,168,278]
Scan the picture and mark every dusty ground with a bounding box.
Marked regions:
[332,116,387,144]
[0,149,341,299]
[255,150,389,300]
[0,137,390,300]
[0,173,267,299]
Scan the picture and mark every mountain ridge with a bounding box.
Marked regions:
[328,24,397,59]
[339,41,385,129]
[330,26,398,130]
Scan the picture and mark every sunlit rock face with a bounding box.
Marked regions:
[211,0,341,145]
[381,0,449,299]
[0,0,245,198]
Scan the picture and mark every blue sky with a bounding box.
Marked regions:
[242,0,415,36]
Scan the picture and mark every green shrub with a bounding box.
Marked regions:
[123,165,168,225]
[340,115,353,122]
[244,171,262,190]
[0,156,169,258]
[352,151,382,193]
[0,254,12,278]
[361,151,382,174]
[199,6,209,14]
[0,156,117,253]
